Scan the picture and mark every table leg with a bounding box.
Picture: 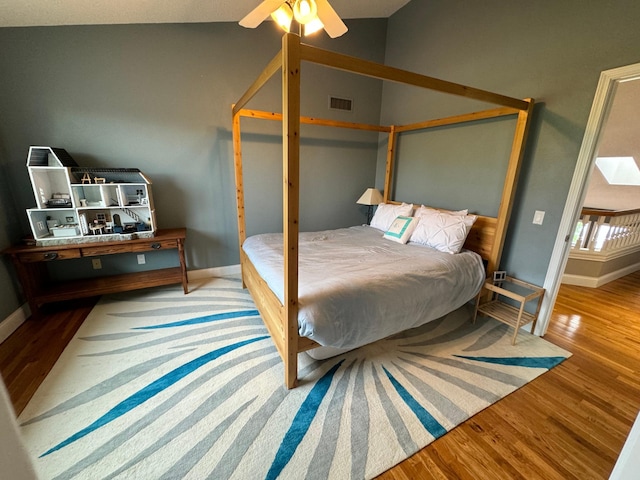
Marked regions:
[178,239,188,294]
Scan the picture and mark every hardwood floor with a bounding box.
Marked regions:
[0,297,98,415]
[1,272,639,479]
[380,271,640,480]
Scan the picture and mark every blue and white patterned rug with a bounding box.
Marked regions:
[19,275,570,479]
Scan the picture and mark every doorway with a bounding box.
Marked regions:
[536,62,640,335]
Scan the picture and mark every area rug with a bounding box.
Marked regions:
[19,275,571,480]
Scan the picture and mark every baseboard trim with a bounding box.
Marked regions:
[0,304,31,344]
[562,261,640,288]
[188,264,241,280]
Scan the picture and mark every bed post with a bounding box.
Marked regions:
[490,98,535,273]
[282,33,301,389]
[232,110,247,287]
[383,125,397,202]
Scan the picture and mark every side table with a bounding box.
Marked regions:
[473,276,545,344]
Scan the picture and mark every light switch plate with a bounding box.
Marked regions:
[533,210,545,225]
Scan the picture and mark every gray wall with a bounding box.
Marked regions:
[0,20,387,321]
[0,151,24,315]
[380,0,640,286]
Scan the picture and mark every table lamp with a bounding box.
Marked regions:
[356,188,383,224]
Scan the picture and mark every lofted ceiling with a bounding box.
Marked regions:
[0,0,411,28]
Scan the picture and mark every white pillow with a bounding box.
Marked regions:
[383,216,419,244]
[414,205,468,218]
[410,210,477,254]
[370,203,413,231]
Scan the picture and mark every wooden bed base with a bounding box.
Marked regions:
[232,33,534,388]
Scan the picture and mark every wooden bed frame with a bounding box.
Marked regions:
[232,33,534,388]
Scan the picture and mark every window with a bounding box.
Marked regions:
[595,156,640,185]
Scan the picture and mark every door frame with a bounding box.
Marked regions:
[536,62,640,335]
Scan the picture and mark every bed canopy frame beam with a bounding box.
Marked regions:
[232,52,282,116]
[236,108,391,132]
[232,33,534,388]
[300,44,530,111]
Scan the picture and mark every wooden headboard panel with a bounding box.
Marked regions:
[463,215,497,266]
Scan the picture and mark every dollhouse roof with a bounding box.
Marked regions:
[27,146,78,167]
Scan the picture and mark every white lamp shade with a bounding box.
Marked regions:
[356,188,383,206]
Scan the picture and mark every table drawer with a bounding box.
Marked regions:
[18,249,81,263]
[130,240,178,252]
[81,245,133,256]
[80,239,178,257]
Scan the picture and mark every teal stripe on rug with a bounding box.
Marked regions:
[266,360,344,480]
[40,335,268,457]
[49,347,279,480]
[453,355,567,369]
[383,367,447,439]
[133,309,260,329]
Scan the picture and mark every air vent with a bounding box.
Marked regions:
[328,96,353,112]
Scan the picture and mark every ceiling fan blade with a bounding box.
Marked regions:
[239,0,285,28]
[315,0,348,38]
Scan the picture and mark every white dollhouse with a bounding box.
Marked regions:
[25,146,156,244]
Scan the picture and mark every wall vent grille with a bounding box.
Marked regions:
[328,96,353,112]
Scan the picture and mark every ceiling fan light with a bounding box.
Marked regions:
[271,3,293,32]
[304,17,324,35]
[293,0,317,25]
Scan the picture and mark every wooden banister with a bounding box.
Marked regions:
[581,207,640,217]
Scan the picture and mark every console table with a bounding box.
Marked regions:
[3,228,188,317]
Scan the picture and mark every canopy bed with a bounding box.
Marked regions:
[232,33,534,388]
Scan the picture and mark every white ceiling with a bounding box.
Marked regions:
[0,0,411,28]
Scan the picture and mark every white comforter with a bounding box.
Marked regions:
[242,225,485,349]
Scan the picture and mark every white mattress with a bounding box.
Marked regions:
[242,225,485,349]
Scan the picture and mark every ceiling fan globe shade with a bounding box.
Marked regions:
[293,0,318,25]
[304,17,324,35]
[270,3,293,32]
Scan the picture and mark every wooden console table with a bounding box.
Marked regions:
[3,228,188,317]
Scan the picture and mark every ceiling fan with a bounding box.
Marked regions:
[239,0,348,38]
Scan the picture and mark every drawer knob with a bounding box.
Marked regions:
[43,252,58,260]
[151,243,161,249]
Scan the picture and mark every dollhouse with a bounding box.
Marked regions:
[25,146,156,244]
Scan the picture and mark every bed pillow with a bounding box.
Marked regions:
[410,210,477,254]
[383,215,419,244]
[414,205,468,218]
[370,203,413,231]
